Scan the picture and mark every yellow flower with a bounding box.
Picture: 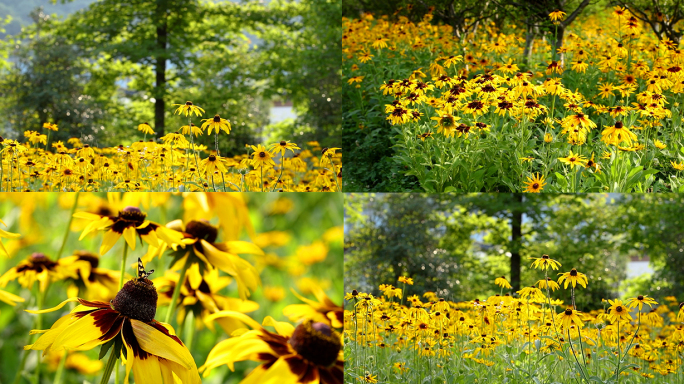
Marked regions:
[137,122,155,135]
[672,161,684,171]
[398,276,414,285]
[0,287,25,306]
[200,314,342,384]
[494,276,512,289]
[179,123,204,137]
[558,151,587,168]
[74,206,184,255]
[523,173,546,193]
[626,295,658,311]
[529,254,562,270]
[200,114,232,135]
[556,308,584,329]
[269,140,301,157]
[172,101,205,117]
[25,260,201,384]
[549,10,567,22]
[557,268,588,289]
[0,253,80,292]
[250,144,276,169]
[654,139,667,149]
[607,299,632,323]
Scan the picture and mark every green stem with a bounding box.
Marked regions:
[99,348,118,384]
[53,352,68,384]
[118,246,129,290]
[57,192,80,259]
[164,255,191,324]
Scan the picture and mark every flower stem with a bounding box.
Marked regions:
[164,255,191,324]
[99,347,118,384]
[118,246,129,290]
[53,352,68,384]
[56,192,80,259]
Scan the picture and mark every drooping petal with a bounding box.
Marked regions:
[52,309,119,350]
[257,357,301,384]
[130,319,197,370]
[204,310,262,330]
[25,297,81,314]
[122,226,137,251]
[262,316,295,338]
[100,230,122,255]
[131,354,164,384]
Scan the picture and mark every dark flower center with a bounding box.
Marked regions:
[185,220,218,243]
[532,183,539,189]
[74,250,99,268]
[616,306,624,313]
[280,141,287,146]
[615,121,624,128]
[208,155,216,161]
[185,101,193,106]
[213,114,221,122]
[259,151,266,158]
[119,206,147,224]
[288,322,341,367]
[112,277,158,323]
[638,295,643,300]
[570,269,578,276]
[565,308,573,315]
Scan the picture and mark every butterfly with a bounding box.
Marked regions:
[137,258,154,280]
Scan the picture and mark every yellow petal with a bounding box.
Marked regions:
[100,230,122,255]
[52,312,111,350]
[130,319,196,370]
[0,289,24,305]
[262,316,295,338]
[123,226,137,251]
[259,357,300,384]
[204,311,262,330]
[223,241,264,256]
[131,354,164,384]
[25,297,80,314]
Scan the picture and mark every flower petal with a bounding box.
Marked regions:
[130,319,196,370]
[100,230,122,255]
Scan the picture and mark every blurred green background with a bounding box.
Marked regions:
[0,192,343,384]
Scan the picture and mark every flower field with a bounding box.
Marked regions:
[0,192,343,384]
[1,104,342,192]
[344,257,684,384]
[343,8,684,192]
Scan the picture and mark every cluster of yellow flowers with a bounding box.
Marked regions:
[345,255,684,383]
[344,7,684,192]
[1,102,341,192]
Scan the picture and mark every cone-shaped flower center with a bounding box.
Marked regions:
[213,114,221,122]
[185,220,218,243]
[119,206,147,224]
[112,278,158,323]
[288,322,341,367]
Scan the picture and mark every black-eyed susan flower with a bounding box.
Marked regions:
[523,173,546,193]
[250,144,276,169]
[269,140,301,157]
[173,101,205,117]
[529,254,562,271]
[626,295,658,311]
[152,219,263,300]
[153,265,259,334]
[137,123,155,135]
[0,218,20,257]
[24,259,200,384]
[179,123,204,137]
[398,276,414,285]
[200,114,231,135]
[557,268,588,289]
[494,276,512,289]
[61,251,119,301]
[558,151,587,168]
[537,278,560,292]
[0,253,78,292]
[74,206,184,255]
[557,308,584,329]
[200,313,342,384]
[607,299,632,323]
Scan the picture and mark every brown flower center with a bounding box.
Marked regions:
[288,322,341,367]
[185,220,218,243]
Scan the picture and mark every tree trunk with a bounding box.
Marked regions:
[554,25,565,65]
[522,19,535,69]
[510,194,523,292]
[154,11,168,139]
